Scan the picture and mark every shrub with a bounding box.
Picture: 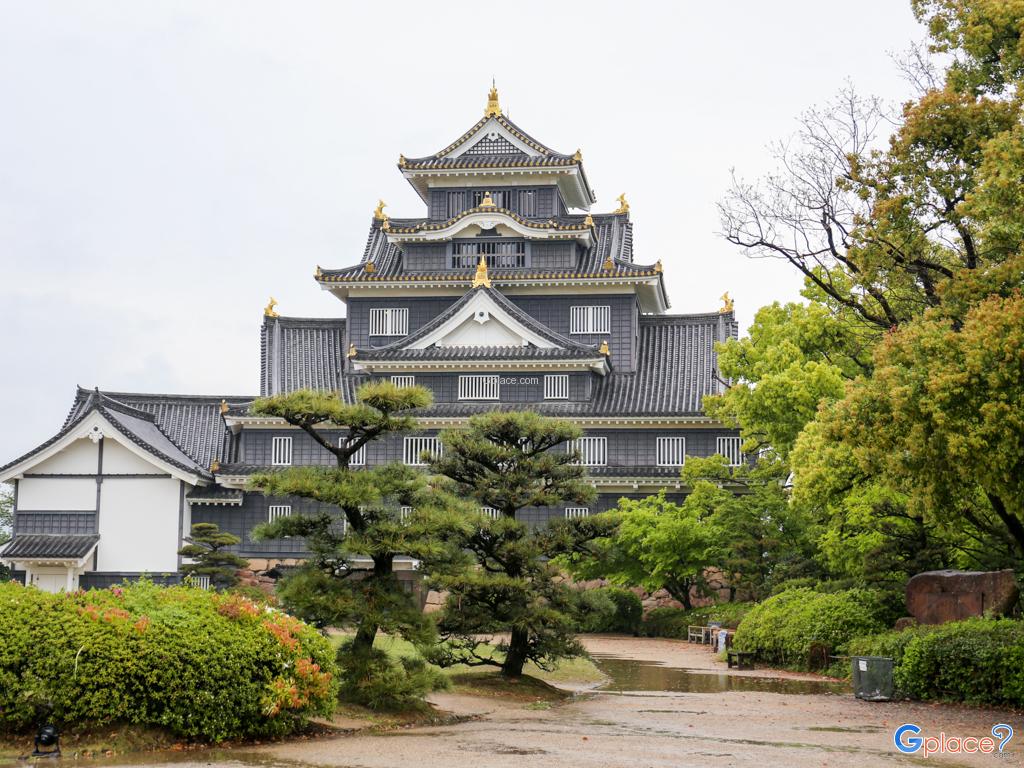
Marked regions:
[640,602,753,638]
[603,588,643,634]
[733,587,888,668]
[0,580,337,741]
[850,619,1024,706]
[335,640,449,710]
[573,589,618,633]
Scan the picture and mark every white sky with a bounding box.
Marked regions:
[0,0,924,460]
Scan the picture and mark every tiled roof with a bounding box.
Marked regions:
[318,213,656,285]
[403,113,574,165]
[237,311,736,417]
[262,316,347,396]
[187,486,244,505]
[63,389,249,471]
[352,286,601,362]
[1,534,100,560]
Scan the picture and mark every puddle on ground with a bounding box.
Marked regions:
[591,654,848,696]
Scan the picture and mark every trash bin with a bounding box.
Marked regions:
[851,656,894,701]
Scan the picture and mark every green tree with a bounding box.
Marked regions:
[247,383,470,661]
[426,411,612,678]
[0,485,12,546]
[177,522,249,589]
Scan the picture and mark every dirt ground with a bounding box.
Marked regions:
[92,636,1024,767]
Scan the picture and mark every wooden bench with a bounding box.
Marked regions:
[727,650,755,670]
[687,625,704,643]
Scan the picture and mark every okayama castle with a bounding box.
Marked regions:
[0,88,740,592]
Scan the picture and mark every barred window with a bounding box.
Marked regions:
[339,437,365,466]
[404,437,443,466]
[184,574,211,590]
[570,437,607,466]
[271,436,292,466]
[480,506,501,519]
[450,240,526,269]
[717,436,744,467]
[399,506,413,522]
[565,507,590,519]
[369,308,408,336]
[458,375,500,400]
[268,505,292,522]
[391,375,415,388]
[657,437,687,467]
[570,306,610,334]
[544,374,569,400]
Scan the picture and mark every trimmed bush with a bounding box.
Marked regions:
[849,618,1024,706]
[640,603,753,638]
[603,588,643,634]
[336,640,449,710]
[574,589,618,633]
[732,588,888,668]
[0,580,337,741]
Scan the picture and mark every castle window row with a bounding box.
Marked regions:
[569,305,611,335]
[369,307,409,337]
[365,304,615,341]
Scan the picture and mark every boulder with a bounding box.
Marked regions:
[906,569,1019,625]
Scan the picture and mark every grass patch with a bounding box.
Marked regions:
[328,632,605,693]
[0,724,181,762]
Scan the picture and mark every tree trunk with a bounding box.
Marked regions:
[502,627,529,678]
[666,580,693,611]
[987,492,1024,557]
[351,617,379,656]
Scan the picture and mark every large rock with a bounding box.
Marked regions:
[906,569,1019,625]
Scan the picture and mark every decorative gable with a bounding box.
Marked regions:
[410,290,556,349]
[447,118,538,160]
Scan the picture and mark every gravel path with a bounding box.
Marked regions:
[121,635,1023,768]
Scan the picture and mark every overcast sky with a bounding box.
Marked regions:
[0,1,924,460]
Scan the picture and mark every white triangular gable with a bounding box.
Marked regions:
[410,290,557,350]
[446,117,541,159]
[0,410,204,485]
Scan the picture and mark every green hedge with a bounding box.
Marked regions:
[849,618,1024,706]
[640,603,753,638]
[575,587,643,634]
[732,588,888,668]
[0,580,338,741]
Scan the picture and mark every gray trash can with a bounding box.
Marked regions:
[851,656,894,701]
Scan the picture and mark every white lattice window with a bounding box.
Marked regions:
[657,437,687,467]
[544,374,569,400]
[570,305,610,334]
[339,437,365,466]
[400,506,413,522]
[271,436,293,466]
[404,437,442,466]
[369,308,409,336]
[268,505,292,522]
[480,506,501,519]
[458,375,500,400]
[185,574,211,590]
[570,437,607,466]
[391,375,415,388]
[717,436,744,467]
[565,507,590,519]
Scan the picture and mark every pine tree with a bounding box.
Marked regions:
[178,522,249,589]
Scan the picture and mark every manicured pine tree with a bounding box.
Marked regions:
[178,522,249,589]
[427,410,615,678]
[248,383,471,660]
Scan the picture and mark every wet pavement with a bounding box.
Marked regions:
[13,636,1021,768]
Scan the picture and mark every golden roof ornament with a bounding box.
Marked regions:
[599,340,610,356]
[264,297,279,318]
[373,199,388,221]
[484,83,502,118]
[219,399,229,415]
[472,256,492,289]
[614,193,630,214]
[583,214,594,228]
[654,259,663,273]
[398,154,407,168]
[572,149,583,162]
[720,292,734,313]
[210,459,220,473]
[348,343,357,358]
[365,261,376,274]
[479,192,496,208]
[602,257,615,272]
[315,264,323,279]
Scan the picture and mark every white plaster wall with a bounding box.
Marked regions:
[440,316,525,347]
[30,439,98,474]
[97,478,181,572]
[102,440,166,474]
[17,477,96,511]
